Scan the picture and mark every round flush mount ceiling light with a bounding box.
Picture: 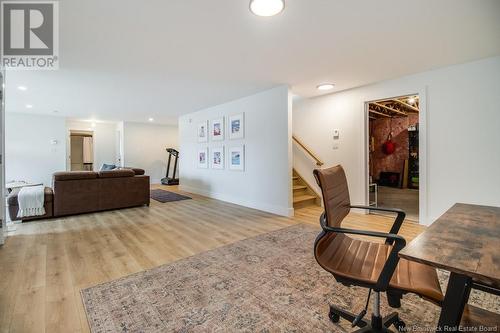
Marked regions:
[249,0,285,17]
[148,117,154,122]
[18,86,27,91]
[25,104,33,108]
[317,83,335,91]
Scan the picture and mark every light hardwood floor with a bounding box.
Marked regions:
[0,186,424,333]
[377,186,419,222]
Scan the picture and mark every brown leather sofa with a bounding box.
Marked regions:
[8,168,150,222]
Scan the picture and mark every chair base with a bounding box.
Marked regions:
[329,305,406,332]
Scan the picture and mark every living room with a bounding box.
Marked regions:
[0,0,499,332]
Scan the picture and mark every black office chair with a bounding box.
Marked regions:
[313,165,443,332]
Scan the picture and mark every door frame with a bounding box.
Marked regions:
[67,129,94,171]
[0,70,5,244]
[361,86,429,225]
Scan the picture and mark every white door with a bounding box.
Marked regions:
[116,129,123,167]
[0,71,5,245]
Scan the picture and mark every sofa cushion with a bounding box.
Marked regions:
[98,169,135,178]
[54,171,98,181]
[8,187,54,206]
[126,168,145,175]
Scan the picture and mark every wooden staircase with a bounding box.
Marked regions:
[292,170,321,209]
[292,135,323,209]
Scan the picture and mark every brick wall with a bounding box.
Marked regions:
[369,114,418,183]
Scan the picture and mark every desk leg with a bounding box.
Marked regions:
[437,272,472,332]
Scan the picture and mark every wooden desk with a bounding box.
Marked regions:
[400,203,500,330]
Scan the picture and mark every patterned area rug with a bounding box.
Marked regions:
[81,224,499,332]
[150,189,192,203]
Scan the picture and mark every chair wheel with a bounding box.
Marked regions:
[328,308,340,323]
[394,319,406,332]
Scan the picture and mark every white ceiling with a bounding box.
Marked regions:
[6,0,500,124]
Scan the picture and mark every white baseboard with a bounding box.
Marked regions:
[179,185,294,217]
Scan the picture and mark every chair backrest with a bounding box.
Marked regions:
[313,165,351,227]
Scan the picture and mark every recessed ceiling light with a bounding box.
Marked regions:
[317,83,335,91]
[148,117,154,122]
[25,104,33,108]
[249,0,285,17]
[18,86,27,91]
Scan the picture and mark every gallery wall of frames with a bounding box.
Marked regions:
[196,113,245,171]
[178,85,291,216]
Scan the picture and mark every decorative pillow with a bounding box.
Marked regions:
[100,164,116,171]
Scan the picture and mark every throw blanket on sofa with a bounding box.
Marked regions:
[17,185,46,218]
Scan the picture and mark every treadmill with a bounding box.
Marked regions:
[161,148,180,185]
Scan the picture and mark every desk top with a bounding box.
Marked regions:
[400,203,500,288]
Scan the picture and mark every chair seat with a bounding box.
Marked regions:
[315,232,443,304]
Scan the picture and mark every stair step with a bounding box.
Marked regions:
[293,185,307,191]
[293,194,317,204]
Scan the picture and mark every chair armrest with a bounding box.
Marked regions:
[350,205,406,242]
[319,213,406,292]
[350,205,405,215]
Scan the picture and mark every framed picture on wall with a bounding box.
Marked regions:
[229,113,244,140]
[229,145,245,171]
[197,148,208,168]
[211,147,225,169]
[210,118,224,141]
[197,121,208,143]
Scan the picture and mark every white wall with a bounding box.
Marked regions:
[293,56,500,225]
[5,113,178,186]
[179,85,293,217]
[66,120,118,170]
[122,122,179,183]
[6,113,66,187]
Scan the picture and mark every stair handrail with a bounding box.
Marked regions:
[292,135,324,167]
